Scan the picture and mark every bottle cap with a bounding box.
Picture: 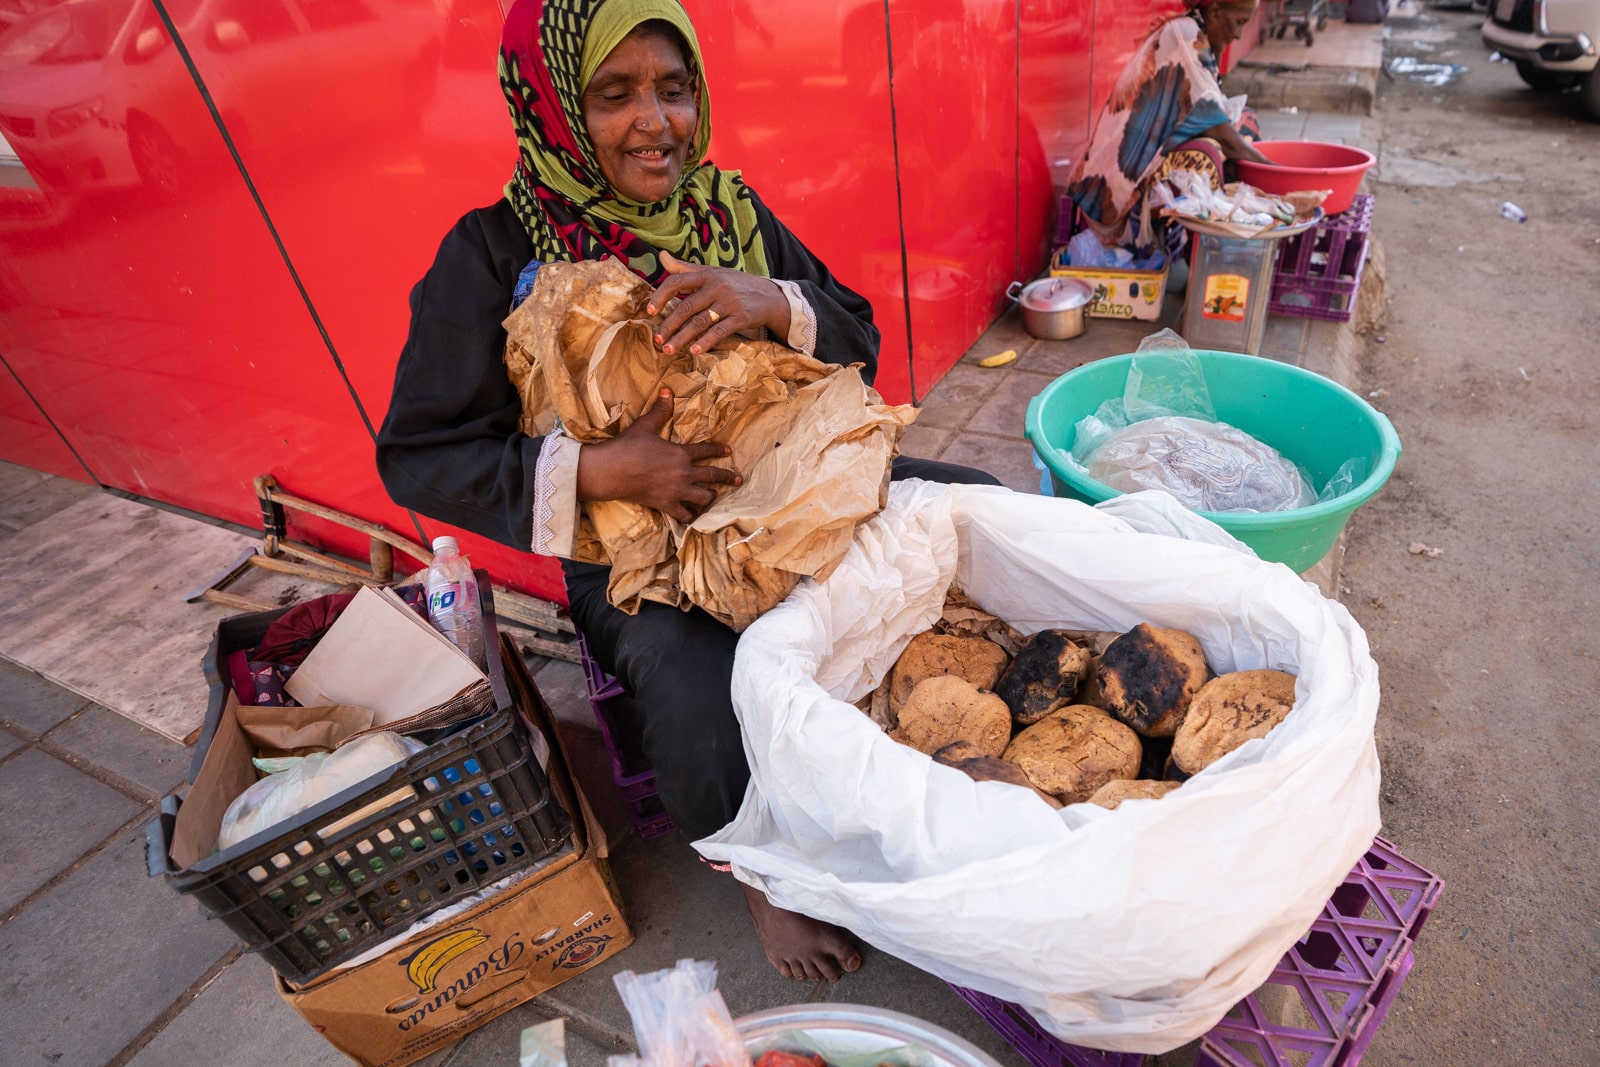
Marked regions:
[431,535,459,554]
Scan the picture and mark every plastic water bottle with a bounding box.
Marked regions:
[1499,202,1528,223]
[425,536,484,668]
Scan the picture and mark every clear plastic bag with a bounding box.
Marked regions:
[1066,229,1134,268]
[608,959,747,1067]
[216,732,426,851]
[1068,331,1357,513]
[1086,415,1315,513]
[1149,171,1294,228]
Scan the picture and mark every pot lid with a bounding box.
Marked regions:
[1017,276,1093,311]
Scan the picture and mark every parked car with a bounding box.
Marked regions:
[1481,0,1600,118]
[0,0,445,200]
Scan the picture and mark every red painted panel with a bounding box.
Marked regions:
[0,0,425,576]
[153,0,565,598]
[1022,0,1095,259]
[887,0,1017,402]
[0,351,88,481]
[682,0,912,406]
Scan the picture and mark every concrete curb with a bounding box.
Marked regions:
[1224,64,1378,115]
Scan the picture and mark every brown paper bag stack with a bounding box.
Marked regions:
[504,258,915,631]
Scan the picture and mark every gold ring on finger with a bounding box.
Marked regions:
[706,309,721,324]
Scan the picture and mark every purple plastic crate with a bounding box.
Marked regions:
[953,835,1442,1067]
[1269,194,1374,322]
[950,985,1145,1067]
[1198,944,1417,1067]
[575,633,678,840]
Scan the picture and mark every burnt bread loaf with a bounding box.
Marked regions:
[1097,623,1211,737]
[1170,669,1297,775]
[993,629,1094,727]
[1002,704,1142,803]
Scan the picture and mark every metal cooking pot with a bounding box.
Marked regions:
[1006,276,1093,340]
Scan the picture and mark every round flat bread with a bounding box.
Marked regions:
[891,675,1011,757]
[889,632,1010,716]
[1086,778,1181,809]
[1002,704,1141,803]
[1171,669,1297,774]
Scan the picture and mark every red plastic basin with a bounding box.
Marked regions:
[1236,140,1375,216]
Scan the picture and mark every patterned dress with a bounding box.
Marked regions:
[1066,16,1256,250]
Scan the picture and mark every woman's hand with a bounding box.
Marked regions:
[576,390,742,522]
[646,251,791,355]
[1237,143,1273,165]
[1203,121,1274,166]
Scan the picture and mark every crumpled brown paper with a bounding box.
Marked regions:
[234,703,374,758]
[504,258,915,631]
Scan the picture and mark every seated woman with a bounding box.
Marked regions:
[1066,0,1271,255]
[375,0,997,981]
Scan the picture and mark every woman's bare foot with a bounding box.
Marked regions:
[741,883,862,981]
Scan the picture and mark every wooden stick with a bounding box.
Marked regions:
[254,474,432,565]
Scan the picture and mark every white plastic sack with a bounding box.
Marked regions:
[217,732,426,852]
[698,481,1381,1054]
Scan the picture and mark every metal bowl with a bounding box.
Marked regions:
[736,1003,1003,1067]
[1006,276,1093,340]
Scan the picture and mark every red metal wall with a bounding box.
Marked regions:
[0,0,1179,605]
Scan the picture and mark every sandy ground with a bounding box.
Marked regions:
[1331,5,1600,1062]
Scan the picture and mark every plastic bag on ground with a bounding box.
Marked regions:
[697,480,1381,1054]
[608,960,746,1067]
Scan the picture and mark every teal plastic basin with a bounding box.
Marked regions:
[1024,350,1401,572]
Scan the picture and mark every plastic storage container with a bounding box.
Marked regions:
[1270,194,1375,323]
[1025,350,1401,572]
[953,837,1443,1067]
[738,1003,1004,1067]
[1181,233,1280,355]
[576,632,678,840]
[1197,837,1443,1067]
[146,579,574,984]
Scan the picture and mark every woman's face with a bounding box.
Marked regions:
[582,29,699,203]
[1206,1,1259,49]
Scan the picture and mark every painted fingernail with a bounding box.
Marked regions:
[654,334,664,344]
[734,475,743,486]
[662,344,673,354]
[647,305,657,315]
[690,344,702,353]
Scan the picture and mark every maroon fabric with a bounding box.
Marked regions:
[227,648,255,705]
[253,591,358,667]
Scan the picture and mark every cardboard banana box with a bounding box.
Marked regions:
[274,638,632,1067]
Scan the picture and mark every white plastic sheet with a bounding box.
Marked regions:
[698,482,1381,1054]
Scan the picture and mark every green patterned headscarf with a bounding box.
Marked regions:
[498,0,769,283]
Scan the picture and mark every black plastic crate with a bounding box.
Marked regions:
[147,577,573,984]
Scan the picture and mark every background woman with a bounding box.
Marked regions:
[1066,0,1272,252]
[376,0,996,982]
